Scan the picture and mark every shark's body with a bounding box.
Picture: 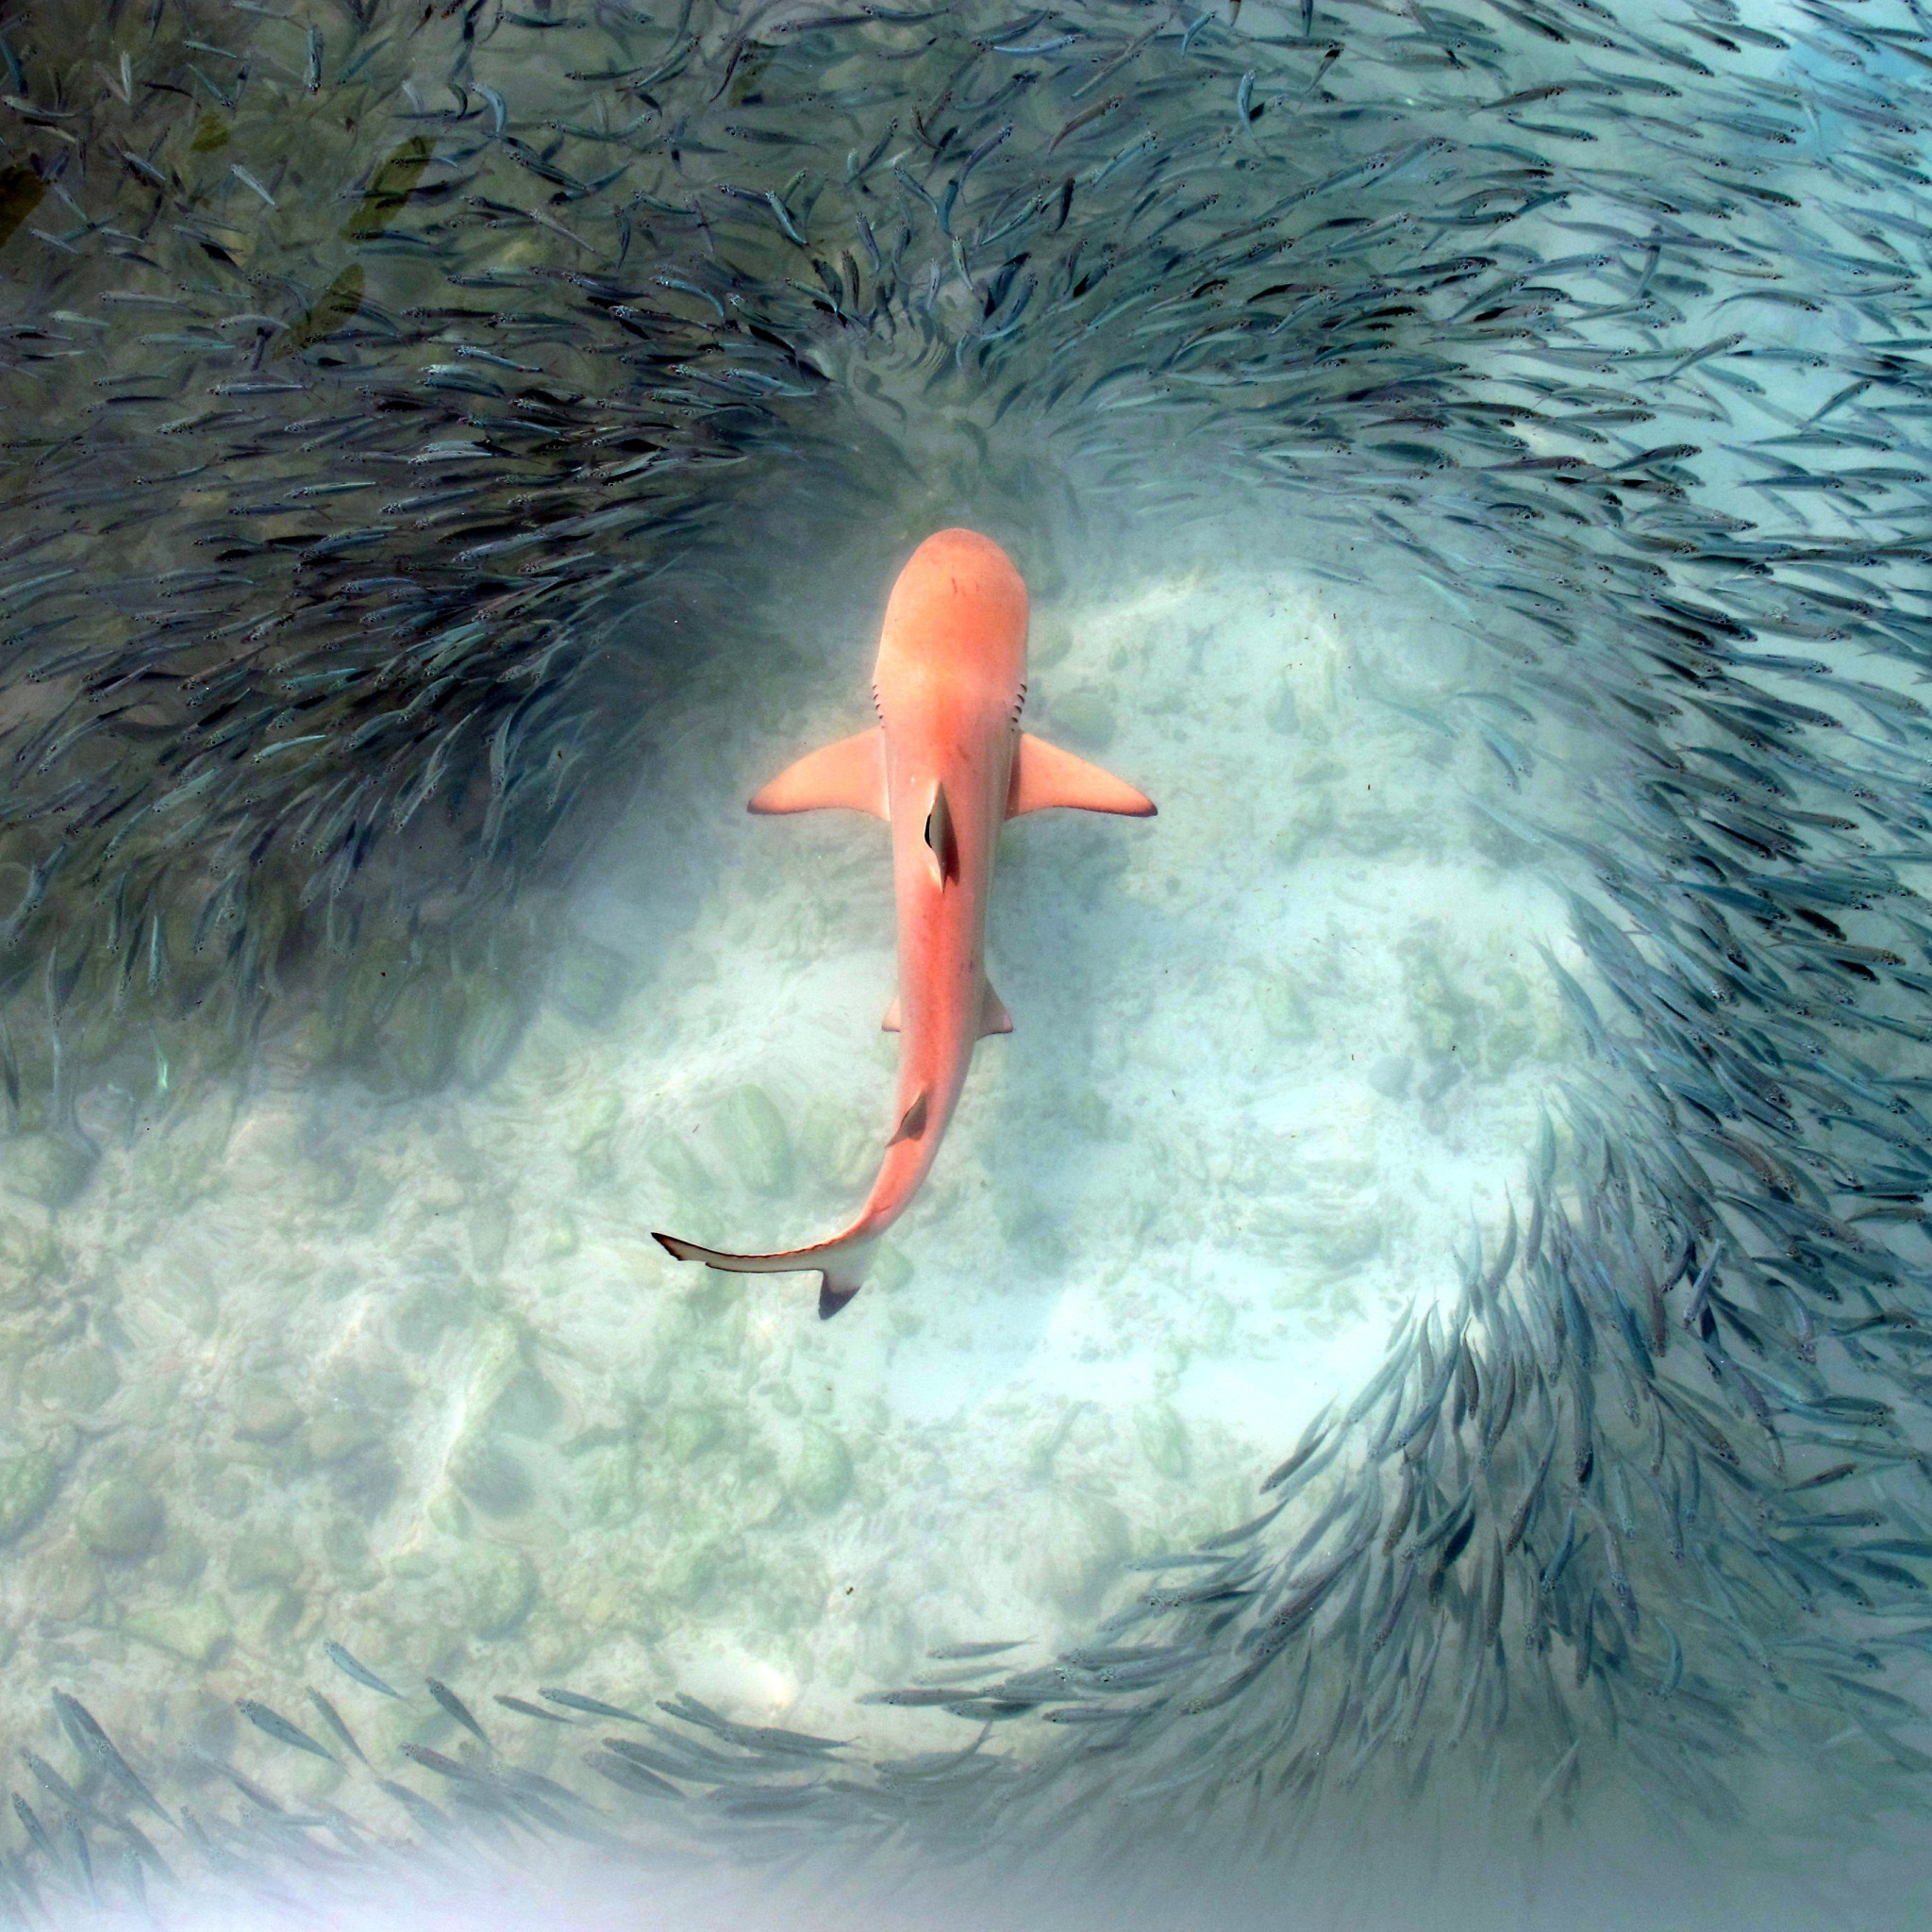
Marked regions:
[654,528,1155,1317]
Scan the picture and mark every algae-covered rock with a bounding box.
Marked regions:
[466,1317,538,1420]
[321,1517,381,1591]
[152,1527,208,1590]
[240,1588,308,1650]
[225,1527,303,1591]
[0,1219,59,1309]
[455,1543,539,1639]
[791,1423,855,1514]
[656,1538,720,1605]
[1272,792,1339,867]
[75,1475,164,1559]
[870,1242,912,1296]
[1254,972,1312,1041]
[716,1085,793,1195]
[553,940,630,1027]
[0,1447,58,1543]
[125,1596,232,1668]
[490,1365,563,1440]
[469,1194,513,1275]
[39,1542,101,1620]
[326,1450,401,1516]
[661,1407,725,1463]
[142,1098,238,1210]
[427,1489,472,1537]
[576,1444,641,1530]
[999,1194,1071,1275]
[450,1437,532,1518]
[383,975,462,1091]
[647,1132,715,1204]
[1137,1404,1192,1481]
[564,1083,624,1157]
[195,1459,252,1521]
[1481,981,1538,1078]
[25,1344,118,1413]
[307,1405,380,1464]
[231,1380,302,1443]
[392,1279,465,1355]
[2,1132,97,1209]
[455,973,523,1087]
[1366,1055,1413,1100]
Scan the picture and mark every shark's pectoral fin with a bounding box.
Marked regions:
[1008,733,1157,819]
[881,994,902,1032]
[978,981,1013,1038]
[749,727,888,817]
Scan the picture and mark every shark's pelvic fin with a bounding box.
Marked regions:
[748,727,888,817]
[884,985,1008,1035]
[1008,732,1157,819]
[978,981,1013,1037]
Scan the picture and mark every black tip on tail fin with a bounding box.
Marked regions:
[657,1227,875,1320]
[817,1235,879,1317]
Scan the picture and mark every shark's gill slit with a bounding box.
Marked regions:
[0,0,1928,1924]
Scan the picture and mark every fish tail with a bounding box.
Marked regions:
[653,1227,881,1320]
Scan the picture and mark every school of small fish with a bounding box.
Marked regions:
[0,0,1930,1924]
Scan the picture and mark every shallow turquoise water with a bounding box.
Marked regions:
[4,0,1932,1925]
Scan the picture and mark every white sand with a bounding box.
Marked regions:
[0,555,1597,1790]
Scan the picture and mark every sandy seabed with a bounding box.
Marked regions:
[0,554,1599,1813]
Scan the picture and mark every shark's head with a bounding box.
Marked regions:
[874,528,1029,724]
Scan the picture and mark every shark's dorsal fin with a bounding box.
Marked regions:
[888,1090,929,1145]
[923,780,961,885]
[881,994,901,1033]
[749,727,888,817]
[1008,733,1157,819]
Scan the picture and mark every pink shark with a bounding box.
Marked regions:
[654,528,1155,1318]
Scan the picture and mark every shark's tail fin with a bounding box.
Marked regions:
[653,1228,880,1320]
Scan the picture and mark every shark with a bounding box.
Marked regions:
[654,527,1156,1318]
